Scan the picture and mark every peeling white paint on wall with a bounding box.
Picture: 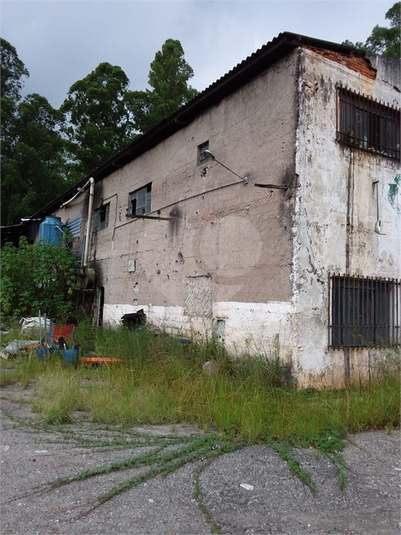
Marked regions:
[104,300,294,359]
[292,47,400,387]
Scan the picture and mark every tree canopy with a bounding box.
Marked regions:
[1,38,29,104]
[343,2,400,58]
[130,39,198,133]
[1,38,198,225]
[61,62,136,180]
[1,40,68,225]
[1,38,29,154]
[2,94,67,225]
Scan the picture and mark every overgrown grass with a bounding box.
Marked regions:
[2,324,399,443]
[2,325,399,525]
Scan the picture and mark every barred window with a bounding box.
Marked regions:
[128,183,151,216]
[94,203,110,231]
[330,275,400,348]
[337,87,400,160]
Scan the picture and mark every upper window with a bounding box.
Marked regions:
[94,203,110,231]
[337,87,400,160]
[330,274,400,348]
[128,183,152,216]
[198,141,212,165]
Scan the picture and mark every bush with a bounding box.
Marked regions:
[1,236,79,322]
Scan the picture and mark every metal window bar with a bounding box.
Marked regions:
[337,87,400,160]
[329,274,400,348]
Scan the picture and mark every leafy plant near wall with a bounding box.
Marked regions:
[1,235,79,322]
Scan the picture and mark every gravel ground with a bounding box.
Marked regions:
[1,382,400,535]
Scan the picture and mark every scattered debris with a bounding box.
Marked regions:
[121,309,146,328]
[0,324,10,335]
[20,317,51,336]
[81,357,123,367]
[2,340,40,356]
[240,483,254,491]
[202,360,218,376]
[50,324,75,344]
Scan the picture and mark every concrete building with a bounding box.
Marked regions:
[32,33,400,387]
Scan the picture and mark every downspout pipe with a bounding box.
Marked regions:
[83,177,95,268]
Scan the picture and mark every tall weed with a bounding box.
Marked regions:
[3,327,400,441]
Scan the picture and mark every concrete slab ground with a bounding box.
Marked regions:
[1,382,400,535]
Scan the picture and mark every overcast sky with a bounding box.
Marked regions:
[1,0,395,109]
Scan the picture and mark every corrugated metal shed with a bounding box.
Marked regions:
[66,214,82,238]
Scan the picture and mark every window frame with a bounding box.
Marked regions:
[94,203,110,232]
[337,86,400,160]
[197,141,212,166]
[128,183,152,217]
[329,274,400,349]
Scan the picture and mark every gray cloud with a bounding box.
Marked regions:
[1,0,393,109]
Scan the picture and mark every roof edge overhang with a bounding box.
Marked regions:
[29,32,369,220]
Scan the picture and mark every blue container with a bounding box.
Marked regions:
[39,216,64,246]
[37,347,49,361]
[63,349,79,366]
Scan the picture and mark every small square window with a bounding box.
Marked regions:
[198,141,212,166]
[94,203,110,231]
[128,183,152,216]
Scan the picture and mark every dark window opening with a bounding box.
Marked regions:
[94,203,110,231]
[337,87,400,160]
[128,183,152,216]
[330,274,400,348]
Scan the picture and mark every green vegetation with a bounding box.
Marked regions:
[343,2,400,58]
[0,236,79,321]
[1,37,198,223]
[1,325,399,521]
[2,324,399,440]
[129,38,198,133]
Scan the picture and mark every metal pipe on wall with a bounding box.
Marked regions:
[83,177,95,268]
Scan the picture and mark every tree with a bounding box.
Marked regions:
[61,62,135,180]
[1,38,29,116]
[1,40,69,225]
[343,2,400,58]
[1,94,67,225]
[130,39,198,133]
[365,2,400,57]
[1,39,29,165]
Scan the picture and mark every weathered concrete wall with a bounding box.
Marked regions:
[55,52,299,357]
[293,47,401,388]
[54,46,399,387]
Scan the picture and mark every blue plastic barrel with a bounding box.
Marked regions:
[39,216,64,246]
[62,349,79,366]
[37,347,49,361]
